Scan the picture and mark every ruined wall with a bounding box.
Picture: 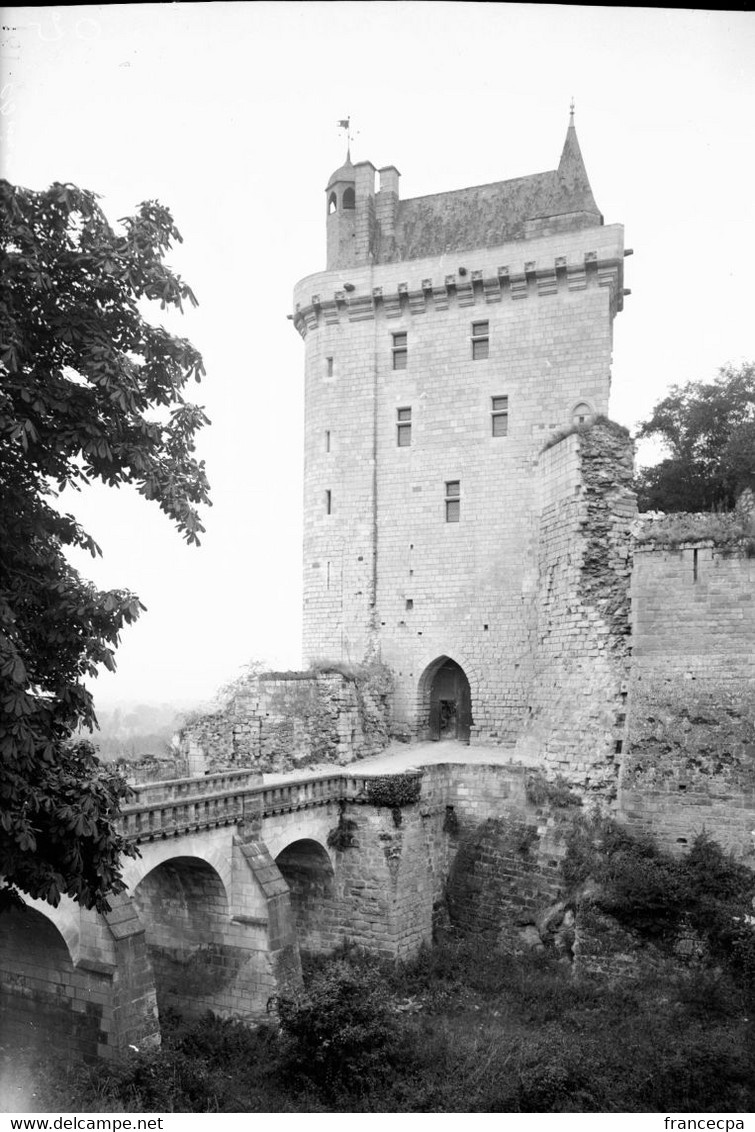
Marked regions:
[622,533,755,858]
[513,423,635,796]
[180,666,393,773]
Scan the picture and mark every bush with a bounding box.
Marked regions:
[563,817,755,991]
[275,960,405,1097]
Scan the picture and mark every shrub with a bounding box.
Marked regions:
[365,772,422,810]
[525,771,582,809]
[275,960,404,1097]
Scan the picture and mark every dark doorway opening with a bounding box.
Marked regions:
[428,658,472,742]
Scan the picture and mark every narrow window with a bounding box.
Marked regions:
[326,356,334,378]
[328,192,337,215]
[491,395,508,437]
[392,331,408,370]
[471,320,489,360]
[693,548,698,582]
[325,430,331,453]
[325,490,332,515]
[445,480,460,523]
[397,407,411,447]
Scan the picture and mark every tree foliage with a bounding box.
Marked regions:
[635,362,755,512]
[0,180,210,910]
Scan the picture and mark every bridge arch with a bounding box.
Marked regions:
[131,855,230,1017]
[121,833,232,898]
[417,654,474,742]
[275,838,337,955]
[0,904,93,1057]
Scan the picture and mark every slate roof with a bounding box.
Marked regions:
[384,118,602,263]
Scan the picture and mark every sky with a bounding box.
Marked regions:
[1,3,754,710]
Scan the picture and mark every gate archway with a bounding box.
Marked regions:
[418,656,473,742]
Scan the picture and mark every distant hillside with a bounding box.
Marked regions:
[82,701,205,763]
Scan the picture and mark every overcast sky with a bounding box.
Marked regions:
[2,3,753,709]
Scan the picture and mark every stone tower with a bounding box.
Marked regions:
[292,112,627,745]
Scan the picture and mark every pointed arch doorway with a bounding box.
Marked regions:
[419,656,472,742]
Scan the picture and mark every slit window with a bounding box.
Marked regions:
[325,430,331,453]
[325,490,332,515]
[392,332,408,370]
[491,395,509,437]
[326,356,334,378]
[445,480,460,523]
[397,407,412,447]
[472,320,489,360]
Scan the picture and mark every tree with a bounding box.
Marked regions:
[0,180,210,910]
[635,363,755,512]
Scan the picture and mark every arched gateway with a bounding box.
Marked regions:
[419,656,473,742]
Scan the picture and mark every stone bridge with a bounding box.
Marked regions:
[0,765,451,1062]
[1,757,555,1064]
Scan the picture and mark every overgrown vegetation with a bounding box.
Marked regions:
[365,772,422,826]
[563,815,755,989]
[14,936,755,1113]
[327,801,358,852]
[525,771,582,809]
[637,509,755,554]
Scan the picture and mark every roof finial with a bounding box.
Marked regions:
[569,97,575,124]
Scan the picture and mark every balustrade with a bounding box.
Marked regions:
[120,768,380,842]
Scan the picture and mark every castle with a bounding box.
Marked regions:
[293,111,630,759]
[2,115,753,1066]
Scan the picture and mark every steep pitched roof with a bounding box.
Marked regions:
[382,115,602,263]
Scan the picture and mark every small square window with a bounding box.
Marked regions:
[397,407,411,447]
[491,395,508,437]
[445,480,460,523]
[471,320,489,360]
[392,332,408,370]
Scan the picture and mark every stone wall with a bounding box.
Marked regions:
[180,666,393,773]
[622,536,755,858]
[513,423,636,796]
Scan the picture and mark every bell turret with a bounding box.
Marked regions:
[325,150,378,270]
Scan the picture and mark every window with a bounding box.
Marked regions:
[328,192,337,215]
[325,430,331,453]
[491,395,509,437]
[572,402,592,424]
[471,320,489,360]
[325,490,332,515]
[392,331,408,370]
[445,480,460,523]
[326,356,334,378]
[342,186,355,210]
[397,407,411,447]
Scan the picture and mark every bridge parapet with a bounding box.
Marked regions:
[120,770,377,843]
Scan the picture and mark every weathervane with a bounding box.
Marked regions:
[336,116,358,159]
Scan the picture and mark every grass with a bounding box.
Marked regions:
[7,938,754,1114]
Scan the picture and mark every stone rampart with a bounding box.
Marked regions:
[622,533,755,858]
